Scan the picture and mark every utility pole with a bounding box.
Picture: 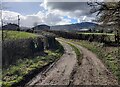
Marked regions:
[0,0,2,83]
[18,15,20,30]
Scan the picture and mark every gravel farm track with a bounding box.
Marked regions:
[25,38,118,86]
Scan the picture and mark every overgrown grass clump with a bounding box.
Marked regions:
[3,30,38,40]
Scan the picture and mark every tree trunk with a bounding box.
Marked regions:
[118,29,120,59]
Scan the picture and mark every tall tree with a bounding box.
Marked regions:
[88,1,120,58]
[88,1,120,42]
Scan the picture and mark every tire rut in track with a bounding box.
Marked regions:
[70,43,118,85]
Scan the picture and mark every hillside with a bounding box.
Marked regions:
[50,22,98,31]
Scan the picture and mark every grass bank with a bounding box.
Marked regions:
[2,30,64,86]
[2,42,64,86]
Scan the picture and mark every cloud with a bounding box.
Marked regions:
[1,1,97,27]
[77,16,95,22]
[2,10,25,25]
[46,2,90,12]
[2,11,42,27]
[56,17,71,25]
[3,0,22,2]
[2,10,71,27]
[42,1,92,16]
[3,0,43,2]
[83,16,87,21]
[41,0,96,23]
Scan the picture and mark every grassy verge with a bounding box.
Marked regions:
[68,39,120,83]
[2,42,64,87]
[67,42,82,65]
[3,30,38,40]
[57,38,82,65]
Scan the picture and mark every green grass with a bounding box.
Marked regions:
[77,32,114,36]
[2,49,63,87]
[57,38,82,65]
[66,42,82,65]
[3,30,38,40]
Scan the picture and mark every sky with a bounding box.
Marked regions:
[1,0,98,27]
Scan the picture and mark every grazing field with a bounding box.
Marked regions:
[77,32,114,36]
[3,30,38,40]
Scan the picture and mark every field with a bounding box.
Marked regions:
[77,32,115,42]
[77,32,114,36]
[3,30,38,40]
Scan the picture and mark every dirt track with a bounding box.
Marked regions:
[72,44,118,85]
[26,39,118,86]
[26,41,77,86]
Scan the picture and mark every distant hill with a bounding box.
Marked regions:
[2,23,19,31]
[50,22,98,31]
[32,24,50,30]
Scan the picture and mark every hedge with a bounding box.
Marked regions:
[2,37,43,67]
[2,35,58,67]
[46,30,111,43]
